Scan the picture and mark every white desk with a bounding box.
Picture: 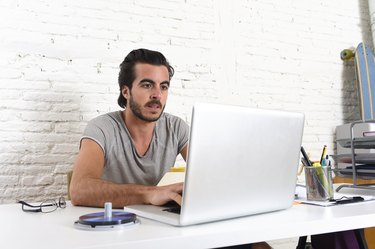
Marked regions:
[2,199,375,249]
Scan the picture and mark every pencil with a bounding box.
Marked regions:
[319,145,327,166]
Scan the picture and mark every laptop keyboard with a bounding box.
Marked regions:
[161,201,181,214]
[162,206,181,214]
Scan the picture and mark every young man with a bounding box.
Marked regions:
[70,48,189,208]
[70,48,271,249]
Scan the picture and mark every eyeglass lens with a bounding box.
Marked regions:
[40,200,58,213]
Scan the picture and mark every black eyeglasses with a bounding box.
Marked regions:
[18,197,66,213]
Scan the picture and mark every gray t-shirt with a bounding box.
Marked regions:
[81,111,189,186]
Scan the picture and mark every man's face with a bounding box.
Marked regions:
[124,63,170,122]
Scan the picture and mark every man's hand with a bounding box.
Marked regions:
[148,182,183,206]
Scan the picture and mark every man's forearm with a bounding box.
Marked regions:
[70,177,155,208]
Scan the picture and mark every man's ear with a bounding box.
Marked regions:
[122,86,130,99]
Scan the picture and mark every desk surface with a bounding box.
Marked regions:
[2,198,375,249]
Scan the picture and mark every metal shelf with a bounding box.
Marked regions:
[337,137,375,149]
[335,120,375,192]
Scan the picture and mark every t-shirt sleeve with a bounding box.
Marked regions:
[80,118,107,155]
[174,117,189,153]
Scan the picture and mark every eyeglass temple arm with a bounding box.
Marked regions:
[18,202,42,212]
[18,201,40,208]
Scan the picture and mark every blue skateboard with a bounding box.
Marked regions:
[341,43,375,120]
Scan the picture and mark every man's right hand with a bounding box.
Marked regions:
[148,182,183,206]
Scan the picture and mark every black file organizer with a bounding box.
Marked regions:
[335,120,375,192]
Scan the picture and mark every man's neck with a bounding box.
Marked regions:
[122,109,157,156]
[122,109,156,139]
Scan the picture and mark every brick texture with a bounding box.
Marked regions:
[0,0,371,207]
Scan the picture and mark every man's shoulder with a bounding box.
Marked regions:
[88,111,122,126]
[161,112,178,119]
[159,112,185,124]
[158,113,189,133]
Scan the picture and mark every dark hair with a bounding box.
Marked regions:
[117,48,174,108]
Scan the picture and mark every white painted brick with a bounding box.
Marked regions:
[2,188,17,199]
[21,175,54,186]
[0,131,24,142]
[51,144,79,154]
[22,92,81,103]
[9,186,47,201]
[22,133,79,143]
[22,165,55,175]
[0,4,372,248]
[21,154,73,165]
[54,123,86,134]
[54,164,75,175]
[20,111,81,122]
[0,176,19,187]
[0,89,23,101]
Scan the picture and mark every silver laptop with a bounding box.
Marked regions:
[124,102,304,226]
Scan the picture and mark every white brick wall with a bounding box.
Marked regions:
[0,0,370,198]
[0,0,372,245]
[0,0,372,227]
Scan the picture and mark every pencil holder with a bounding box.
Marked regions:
[304,166,333,201]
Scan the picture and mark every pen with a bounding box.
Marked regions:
[331,196,364,205]
[324,155,331,167]
[320,145,327,166]
[300,146,312,166]
[301,157,309,167]
[301,146,312,166]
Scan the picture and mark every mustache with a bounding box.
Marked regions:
[145,100,162,107]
